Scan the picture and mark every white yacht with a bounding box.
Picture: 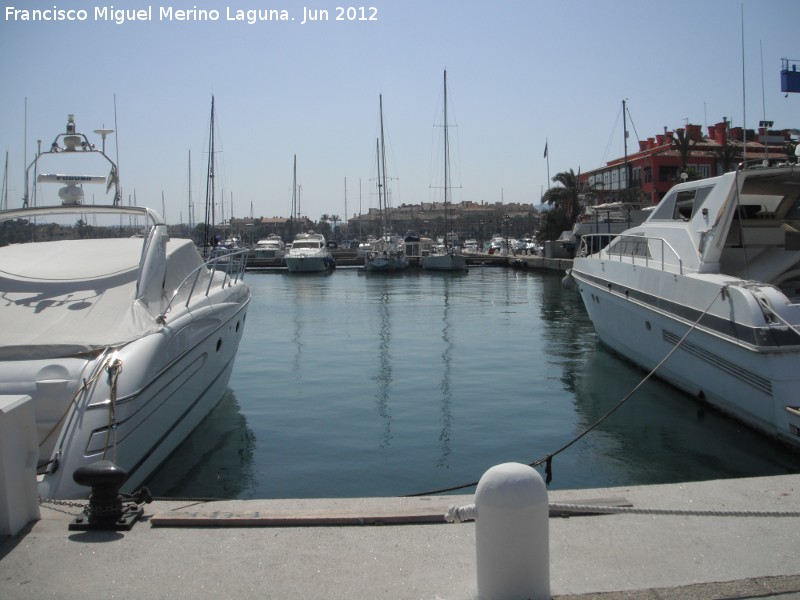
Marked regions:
[284,232,335,273]
[253,235,286,260]
[570,156,800,448]
[0,115,251,499]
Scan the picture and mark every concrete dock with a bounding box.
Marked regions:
[2,473,799,599]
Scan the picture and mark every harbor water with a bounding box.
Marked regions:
[145,267,799,499]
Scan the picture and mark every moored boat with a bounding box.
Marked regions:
[364,94,409,273]
[421,70,467,273]
[284,232,335,273]
[570,154,800,448]
[0,115,251,498]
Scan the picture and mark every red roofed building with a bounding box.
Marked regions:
[579,120,798,206]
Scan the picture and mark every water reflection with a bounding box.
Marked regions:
[145,391,256,498]
[371,279,394,448]
[568,343,799,485]
[437,275,455,467]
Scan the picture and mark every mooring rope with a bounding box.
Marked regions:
[37,349,114,467]
[103,358,123,464]
[407,286,726,497]
[443,503,800,523]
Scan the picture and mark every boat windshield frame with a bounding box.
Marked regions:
[0,204,163,227]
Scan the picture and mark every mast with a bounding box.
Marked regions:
[344,177,348,240]
[188,150,193,231]
[622,99,629,190]
[379,94,390,234]
[1,152,8,211]
[375,137,383,237]
[203,95,216,258]
[443,69,450,249]
[290,154,297,237]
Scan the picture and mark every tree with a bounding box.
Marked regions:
[672,129,700,180]
[715,142,736,174]
[542,169,581,222]
[538,169,582,243]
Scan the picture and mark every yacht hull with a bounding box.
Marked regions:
[285,256,334,273]
[27,295,250,499]
[421,253,467,271]
[571,262,800,448]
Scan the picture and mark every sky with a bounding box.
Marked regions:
[1,0,799,225]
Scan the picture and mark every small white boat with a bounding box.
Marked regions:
[570,154,800,448]
[0,115,251,499]
[253,235,286,259]
[284,232,335,273]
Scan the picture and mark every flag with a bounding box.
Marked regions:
[543,141,548,158]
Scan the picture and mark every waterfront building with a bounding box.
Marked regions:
[579,120,799,206]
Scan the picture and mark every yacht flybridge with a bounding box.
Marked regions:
[570,153,800,448]
[0,115,251,498]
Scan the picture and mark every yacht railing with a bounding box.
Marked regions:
[579,233,684,274]
[159,248,248,321]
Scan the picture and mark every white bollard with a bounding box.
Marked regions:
[0,395,40,536]
[475,462,549,600]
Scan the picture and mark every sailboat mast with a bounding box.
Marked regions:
[622,99,629,190]
[379,94,390,234]
[375,137,382,237]
[290,154,297,237]
[1,151,8,211]
[443,69,450,248]
[188,150,192,230]
[203,95,216,257]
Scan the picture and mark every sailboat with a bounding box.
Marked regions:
[421,70,467,272]
[284,155,335,273]
[364,95,409,272]
[202,97,243,272]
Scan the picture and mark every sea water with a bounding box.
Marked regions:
[145,267,799,499]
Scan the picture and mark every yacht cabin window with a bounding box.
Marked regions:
[649,186,713,221]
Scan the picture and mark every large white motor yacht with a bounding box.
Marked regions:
[570,156,800,448]
[0,115,251,498]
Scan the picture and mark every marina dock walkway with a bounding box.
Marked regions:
[2,473,798,599]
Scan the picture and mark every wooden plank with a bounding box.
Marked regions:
[150,497,631,527]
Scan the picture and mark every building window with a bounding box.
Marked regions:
[644,167,652,184]
[659,166,678,182]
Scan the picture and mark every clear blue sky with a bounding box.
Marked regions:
[1,0,798,225]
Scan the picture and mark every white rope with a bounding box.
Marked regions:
[445,503,477,523]
[444,503,800,523]
[548,503,800,518]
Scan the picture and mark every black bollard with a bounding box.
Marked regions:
[69,460,144,531]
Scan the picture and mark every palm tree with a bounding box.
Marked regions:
[538,169,581,243]
[542,169,581,222]
[716,142,736,174]
[672,129,702,180]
